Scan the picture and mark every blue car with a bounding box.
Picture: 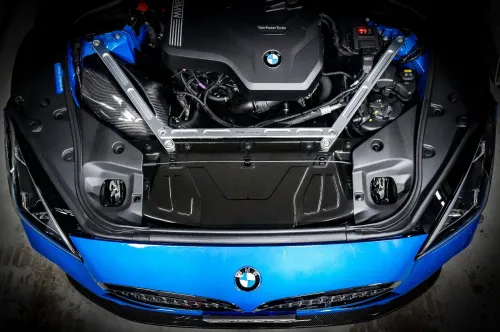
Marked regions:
[4,0,495,328]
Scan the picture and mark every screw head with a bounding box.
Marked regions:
[305,142,313,150]
[383,36,389,41]
[114,33,121,40]
[30,121,42,132]
[112,142,125,154]
[354,193,365,201]
[158,129,167,137]
[423,145,436,158]
[244,143,252,151]
[345,141,352,149]
[164,139,175,152]
[184,143,192,151]
[93,40,100,47]
[396,36,404,43]
[320,138,332,149]
[456,116,468,128]
[371,139,384,152]
[145,144,152,151]
[62,148,74,162]
[53,108,66,120]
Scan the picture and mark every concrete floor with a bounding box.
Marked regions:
[1,3,500,332]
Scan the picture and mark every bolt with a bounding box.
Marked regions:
[354,193,364,201]
[431,104,444,116]
[53,108,66,120]
[457,116,468,128]
[112,142,125,154]
[133,195,142,203]
[244,142,252,151]
[448,93,459,103]
[164,139,175,152]
[62,148,74,162]
[158,129,167,137]
[30,121,42,132]
[305,142,313,150]
[145,144,152,151]
[345,141,352,149]
[93,40,100,47]
[371,139,384,152]
[114,33,121,40]
[14,96,23,104]
[320,138,332,149]
[383,36,389,41]
[423,145,436,158]
[184,143,192,151]
[396,36,404,43]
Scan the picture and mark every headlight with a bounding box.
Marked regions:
[417,135,491,256]
[5,117,79,257]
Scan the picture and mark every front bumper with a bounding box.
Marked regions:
[20,210,481,328]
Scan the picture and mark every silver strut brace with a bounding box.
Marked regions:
[320,36,404,151]
[92,37,403,153]
[91,40,176,152]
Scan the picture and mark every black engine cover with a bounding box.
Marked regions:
[162,0,324,100]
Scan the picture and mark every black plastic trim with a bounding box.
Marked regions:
[67,269,441,328]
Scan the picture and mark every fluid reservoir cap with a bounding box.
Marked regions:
[136,1,148,12]
[400,68,415,82]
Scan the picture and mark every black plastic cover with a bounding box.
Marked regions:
[144,146,352,228]
[162,0,323,100]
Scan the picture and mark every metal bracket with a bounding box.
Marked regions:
[91,40,175,152]
[158,127,337,140]
[320,37,404,151]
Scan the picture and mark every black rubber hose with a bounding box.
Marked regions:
[207,85,234,103]
[318,76,332,103]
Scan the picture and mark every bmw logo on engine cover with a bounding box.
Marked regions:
[235,267,261,292]
[264,50,282,68]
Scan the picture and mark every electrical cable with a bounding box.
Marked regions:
[323,71,354,80]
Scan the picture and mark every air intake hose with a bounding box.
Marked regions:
[230,101,281,114]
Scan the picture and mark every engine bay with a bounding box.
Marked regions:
[68,0,428,229]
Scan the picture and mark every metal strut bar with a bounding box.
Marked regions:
[91,40,175,153]
[319,36,404,151]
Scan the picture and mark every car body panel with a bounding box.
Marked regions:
[70,234,425,312]
[21,202,481,317]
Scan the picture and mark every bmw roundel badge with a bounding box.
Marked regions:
[263,50,282,68]
[235,267,261,292]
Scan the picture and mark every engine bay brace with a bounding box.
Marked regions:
[93,37,402,153]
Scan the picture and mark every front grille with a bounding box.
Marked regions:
[104,284,242,312]
[254,282,398,312]
[70,273,440,328]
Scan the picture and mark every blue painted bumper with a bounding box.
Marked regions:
[20,211,480,321]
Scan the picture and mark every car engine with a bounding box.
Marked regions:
[67,0,427,228]
[78,0,422,137]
